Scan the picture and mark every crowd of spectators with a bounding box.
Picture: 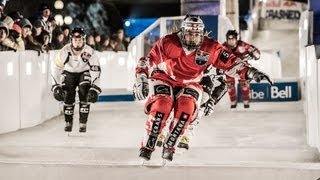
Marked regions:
[0,1,130,53]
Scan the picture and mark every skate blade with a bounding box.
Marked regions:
[140,158,166,168]
[66,131,72,136]
[66,132,87,137]
[176,148,188,155]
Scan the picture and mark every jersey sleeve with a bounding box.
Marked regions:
[242,41,260,60]
[51,46,68,85]
[135,57,149,76]
[87,50,101,87]
[212,45,249,80]
[135,36,171,77]
[248,44,260,60]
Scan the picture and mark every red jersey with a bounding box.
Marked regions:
[136,33,249,86]
[223,40,260,61]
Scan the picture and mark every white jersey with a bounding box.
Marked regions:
[51,44,101,87]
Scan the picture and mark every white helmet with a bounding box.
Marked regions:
[181,15,205,50]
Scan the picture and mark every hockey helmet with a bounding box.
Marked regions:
[70,27,86,51]
[70,27,86,39]
[180,15,205,50]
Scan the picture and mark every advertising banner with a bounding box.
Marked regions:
[237,81,299,102]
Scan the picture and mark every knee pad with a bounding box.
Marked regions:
[174,96,196,120]
[79,102,90,123]
[145,82,173,115]
[64,104,75,122]
[63,87,76,104]
[78,72,91,102]
[239,80,250,101]
[78,83,91,102]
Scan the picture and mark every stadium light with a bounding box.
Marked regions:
[54,0,64,10]
[125,20,130,27]
[64,16,73,25]
[54,14,64,26]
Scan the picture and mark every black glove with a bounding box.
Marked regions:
[133,73,149,100]
[87,85,101,103]
[51,84,65,102]
[246,67,273,85]
[201,98,215,116]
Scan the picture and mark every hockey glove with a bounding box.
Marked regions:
[246,67,273,85]
[133,73,149,101]
[201,98,215,116]
[87,85,102,103]
[51,84,65,102]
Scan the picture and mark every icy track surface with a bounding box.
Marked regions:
[0,101,320,180]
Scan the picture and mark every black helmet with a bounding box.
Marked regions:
[226,30,238,39]
[70,27,86,51]
[70,27,86,39]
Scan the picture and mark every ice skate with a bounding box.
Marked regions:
[64,122,73,132]
[162,147,174,161]
[139,147,153,161]
[79,123,87,133]
[243,100,250,108]
[177,135,190,150]
[230,101,237,108]
[156,133,166,147]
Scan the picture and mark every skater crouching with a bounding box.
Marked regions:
[51,27,101,133]
[133,15,272,162]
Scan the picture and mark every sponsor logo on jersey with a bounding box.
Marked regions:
[195,50,209,66]
[81,52,92,63]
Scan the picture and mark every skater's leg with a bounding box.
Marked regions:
[63,104,75,132]
[163,84,202,161]
[140,80,174,161]
[78,72,91,132]
[239,79,250,108]
[62,71,77,132]
[226,75,237,108]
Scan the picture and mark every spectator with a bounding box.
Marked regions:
[24,20,43,53]
[32,20,43,38]
[117,29,130,50]
[100,34,113,51]
[34,3,52,42]
[86,34,95,49]
[36,30,51,52]
[61,25,70,45]
[2,15,13,28]
[0,22,24,51]
[51,29,64,49]
[7,11,23,24]
[0,0,6,20]
[0,21,11,51]
[19,18,32,39]
[93,32,101,51]
[111,33,125,52]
